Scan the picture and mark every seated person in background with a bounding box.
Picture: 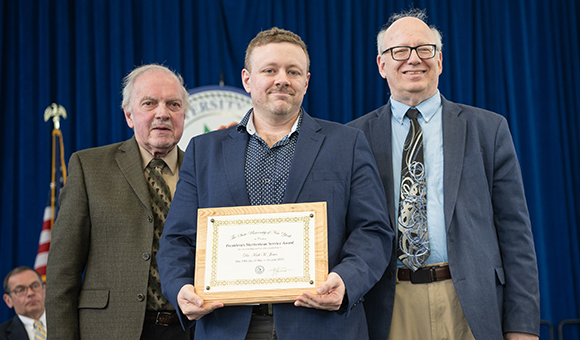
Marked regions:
[1,267,46,340]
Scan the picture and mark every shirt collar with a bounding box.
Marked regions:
[238,108,302,137]
[390,90,441,124]
[138,143,179,175]
[17,311,46,327]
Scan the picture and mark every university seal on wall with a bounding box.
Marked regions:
[179,85,252,150]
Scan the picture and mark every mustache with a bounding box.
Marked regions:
[267,86,295,95]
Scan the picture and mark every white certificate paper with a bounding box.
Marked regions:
[205,211,315,291]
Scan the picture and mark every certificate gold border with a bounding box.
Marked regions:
[195,202,328,305]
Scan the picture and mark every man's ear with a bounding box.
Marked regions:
[3,293,14,309]
[241,69,251,94]
[377,54,387,79]
[124,109,135,128]
[303,72,310,93]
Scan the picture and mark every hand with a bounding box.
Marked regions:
[177,284,224,320]
[504,332,539,340]
[216,121,238,130]
[294,272,345,311]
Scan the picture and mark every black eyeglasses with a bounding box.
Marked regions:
[381,44,437,61]
[10,282,43,297]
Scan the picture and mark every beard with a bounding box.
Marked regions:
[267,86,300,117]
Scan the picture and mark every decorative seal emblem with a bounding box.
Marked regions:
[255,265,265,275]
[178,85,252,151]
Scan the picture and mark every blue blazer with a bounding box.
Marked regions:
[158,112,394,340]
[348,95,540,339]
[0,316,28,340]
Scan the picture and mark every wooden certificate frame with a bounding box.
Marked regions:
[195,202,328,305]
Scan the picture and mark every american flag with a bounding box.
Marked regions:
[34,128,66,282]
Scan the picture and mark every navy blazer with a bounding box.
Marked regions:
[348,95,540,339]
[158,112,394,340]
[0,316,28,340]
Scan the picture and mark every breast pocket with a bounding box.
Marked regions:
[306,171,348,216]
[78,289,110,309]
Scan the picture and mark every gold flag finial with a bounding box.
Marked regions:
[44,103,67,130]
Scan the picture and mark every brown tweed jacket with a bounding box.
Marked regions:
[45,136,183,340]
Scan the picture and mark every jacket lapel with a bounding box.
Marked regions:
[177,147,184,168]
[223,128,251,206]
[116,136,151,210]
[368,104,396,227]
[283,113,324,203]
[8,316,29,339]
[441,96,467,232]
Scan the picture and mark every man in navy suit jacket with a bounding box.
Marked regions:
[157,27,394,339]
[1,267,46,340]
[348,8,540,340]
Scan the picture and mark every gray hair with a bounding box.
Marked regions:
[121,64,190,113]
[377,8,443,55]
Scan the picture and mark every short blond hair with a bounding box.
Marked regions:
[245,27,310,72]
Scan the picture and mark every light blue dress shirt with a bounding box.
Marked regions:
[391,91,447,267]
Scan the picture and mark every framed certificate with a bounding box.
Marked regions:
[195,202,328,305]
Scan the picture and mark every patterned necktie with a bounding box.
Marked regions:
[397,108,429,271]
[34,320,46,340]
[146,158,172,309]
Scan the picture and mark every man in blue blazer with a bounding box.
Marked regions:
[348,9,540,340]
[157,27,394,340]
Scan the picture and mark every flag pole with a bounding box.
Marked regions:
[44,104,68,226]
[35,104,67,282]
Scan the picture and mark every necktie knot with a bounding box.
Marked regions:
[406,108,420,120]
[34,320,46,340]
[148,158,166,171]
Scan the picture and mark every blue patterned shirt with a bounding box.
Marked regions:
[238,109,302,205]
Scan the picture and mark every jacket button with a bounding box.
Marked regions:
[148,215,153,223]
[143,253,150,261]
[137,293,145,302]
